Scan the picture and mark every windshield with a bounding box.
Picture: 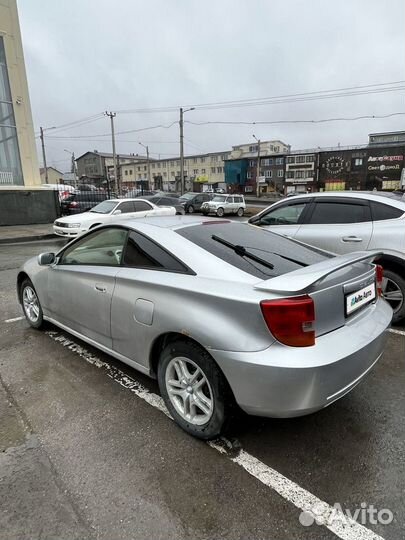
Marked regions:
[179,193,195,200]
[90,201,117,214]
[212,195,226,202]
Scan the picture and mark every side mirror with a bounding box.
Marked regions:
[38,252,55,266]
[112,209,122,215]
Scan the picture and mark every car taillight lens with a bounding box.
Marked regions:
[375,264,383,297]
[69,201,79,208]
[260,295,315,347]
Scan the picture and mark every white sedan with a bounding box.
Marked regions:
[53,198,176,237]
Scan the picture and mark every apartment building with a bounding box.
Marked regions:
[0,0,40,186]
[76,150,146,185]
[284,152,318,194]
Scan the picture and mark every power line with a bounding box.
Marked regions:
[44,121,178,140]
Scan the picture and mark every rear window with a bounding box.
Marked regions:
[177,223,328,279]
[308,202,370,224]
[370,201,404,221]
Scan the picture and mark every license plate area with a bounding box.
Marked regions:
[345,283,376,316]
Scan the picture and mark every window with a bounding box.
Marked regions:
[171,171,175,176]
[60,228,127,266]
[286,171,294,179]
[193,158,198,164]
[260,203,307,226]
[264,170,272,178]
[296,156,306,164]
[201,168,206,174]
[287,156,295,164]
[116,201,135,213]
[176,170,180,176]
[249,160,255,167]
[170,161,175,167]
[212,155,218,162]
[129,169,133,175]
[123,231,188,272]
[134,200,152,212]
[144,166,147,171]
[124,170,128,176]
[277,170,284,178]
[138,173,142,179]
[200,157,205,163]
[309,202,370,224]
[177,222,326,279]
[247,171,252,179]
[138,166,141,171]
[276,157,283,165]
[211,167,216,173]
[354,158,363,166]
[370,201,404,221]
[193,169,199,175]
[295,171,304,179]
[176,160,180,166]
[249,145,258,153]
[0,37,23,185]
[305,155,314,163]
[217,167,223,173]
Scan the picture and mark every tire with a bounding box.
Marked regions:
[216,207,224,217]
[157,340,233,439]
[237,207,244,217]
[382,269,405,323]
[187,205,194,214]
[20,279,44,329]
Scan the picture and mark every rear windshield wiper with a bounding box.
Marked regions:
[212,235,308,268]
[212,235,274,270]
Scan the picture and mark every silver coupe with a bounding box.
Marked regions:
[17,217,392,439]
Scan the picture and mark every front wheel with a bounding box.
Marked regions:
[21,279,44,329]
[237,207,244,217]
[157,340,233,439]
[216,207,224,217]
[187,205,194,214]
[382,269,405,323]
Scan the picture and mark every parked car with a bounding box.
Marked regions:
[249,191,405,322]
[126,189,157,198]
[201,194,246,217]
[41,183,75,202]
[61,191,109,215]
[53,198,176,237]
[178,192,213,213]
[19,217,391,439]
[142,195,185,215]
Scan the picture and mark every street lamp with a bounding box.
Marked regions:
[180,107,195,195]
[63,149,78,187]
[253,134,261,198]
[139,142,150,195]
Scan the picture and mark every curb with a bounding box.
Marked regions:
[0,233,56,245]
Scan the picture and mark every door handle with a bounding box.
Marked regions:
[94,284,107,293]
[342,236,363,243]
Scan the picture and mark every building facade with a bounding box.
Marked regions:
[76,151,145,187]
[0,0,40,186]
[39,166,63,184]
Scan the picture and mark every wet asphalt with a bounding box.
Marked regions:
[0,237,404,540]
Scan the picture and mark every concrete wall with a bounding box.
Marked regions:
[0,189,59,225]
[0,0,40,186]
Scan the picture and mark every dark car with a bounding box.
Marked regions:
[61,191,109,215]
[178,192,213,214]
[142,195,185,215]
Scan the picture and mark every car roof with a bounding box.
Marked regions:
[119,216,231,230]
[282,191,405,209]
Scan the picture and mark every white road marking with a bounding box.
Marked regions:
[388,328,405,337]
[4,316,24,323]
[46,330,385,540]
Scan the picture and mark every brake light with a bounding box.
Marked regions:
[260,295,315,347]
[69,201,79,208]
[375,264,383,297]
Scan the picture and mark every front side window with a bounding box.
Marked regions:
[260,203,307,226]
[212,195,226,203]
[60,228,127,266]
[123,231,188,272]
[309,202,370,224]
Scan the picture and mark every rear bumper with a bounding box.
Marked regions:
[211,299,392,417]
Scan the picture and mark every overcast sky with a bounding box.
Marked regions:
[18,0,405,171]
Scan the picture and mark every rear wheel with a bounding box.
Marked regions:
[382,269,405,323]
[157,340,233,439]
[187,205,194,214]
[216,207,224,217]
[21,279,43,329]
[237,207,244,217]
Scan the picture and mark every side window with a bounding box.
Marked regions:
[159,198,170,205]
[370,201,404,221]
[116,201,135,214]
[227,197,234,203]
[308,202,370,224]
[203,194,211,201]
[60,228,127,266]
[195,196,203,203]
[123,231,188,272]
[260,203,307,226]
[134,201,152,212]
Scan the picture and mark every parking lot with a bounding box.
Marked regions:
[1,238,404,540]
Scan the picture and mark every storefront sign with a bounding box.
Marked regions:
[367,155,404,173]
[325,156,345,176]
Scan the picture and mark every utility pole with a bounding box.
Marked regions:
[253,135,261,198]
[40,127,48,183]
[105,111,118,195]
[146,145,151,191]
[179,106,195,195]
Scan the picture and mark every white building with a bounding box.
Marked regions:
[229,140,290,159]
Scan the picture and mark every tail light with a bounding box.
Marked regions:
[375,264,384,297]
[68,201,79,208]
[260,295,315,347]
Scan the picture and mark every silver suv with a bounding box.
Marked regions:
[249,191,405,322]
[201,194,246,217]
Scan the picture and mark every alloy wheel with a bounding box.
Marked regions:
[382,277,404,314]
[165,356,214,425]
[23,286,40,323]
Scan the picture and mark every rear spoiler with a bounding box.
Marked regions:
[254,250,382,294]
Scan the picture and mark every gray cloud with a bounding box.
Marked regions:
[18,0,405,170]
